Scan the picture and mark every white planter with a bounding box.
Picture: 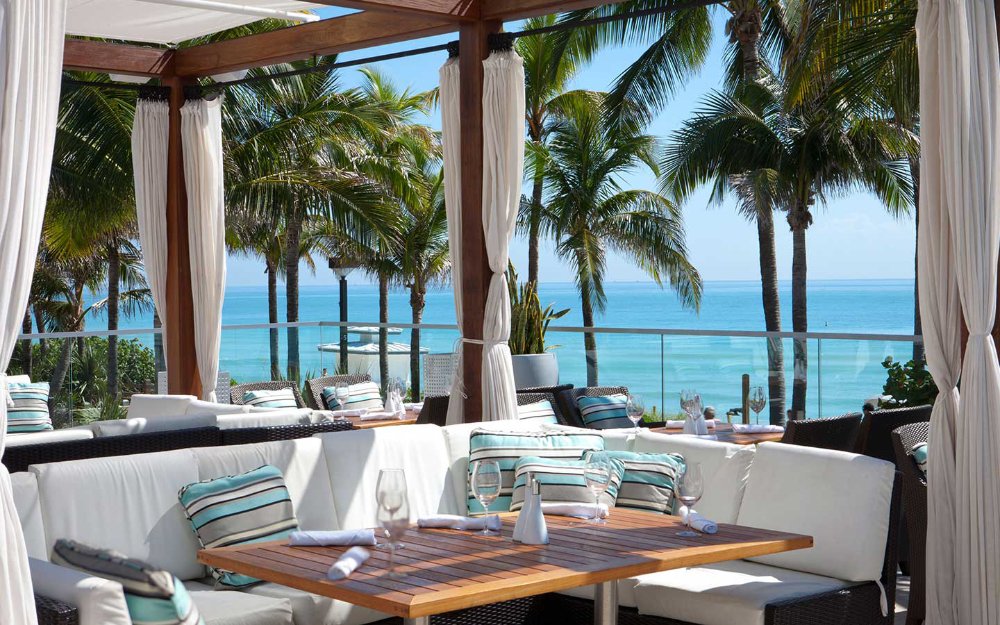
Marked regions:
[511,353,559,390]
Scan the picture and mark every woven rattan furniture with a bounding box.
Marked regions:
[306,374,373,410]
[893,422,929,625]
[35,594,77,625]
[555,386,629,428]
[780,413,864,452]
[219,420,353,445]
[415,392,561,426]
[229,381,307,409]
[857,405,932,462]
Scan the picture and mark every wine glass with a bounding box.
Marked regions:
[675,463,704,538]
[749,386,767,424]
[335,385,350,411]
[626,394,645,433]
[376,469,407,550]
[471,460,501,535]
[584,455,611,524]
[376,469,409,576]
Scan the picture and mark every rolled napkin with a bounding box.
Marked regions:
[359,411,398,421]
[731,423,785,433]
[541,502,609,519]
[664,419,717,429]
[327,546,370,581]
[289,529,377,547]
[404,402,424,412]
[678,506,718,534]
[417,514,502,532]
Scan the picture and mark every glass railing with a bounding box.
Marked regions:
[14,321,922,428]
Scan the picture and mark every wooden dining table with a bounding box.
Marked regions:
[199,509,811,625]
[649,423,785,445]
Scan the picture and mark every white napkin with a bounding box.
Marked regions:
[289,529,377,547]
[541,502,609,519]
[664,419,717,429]
[359,411,398,421]
[678,506,718,534]
[404,402,423,412]
[327,546,370,581]
[418,514,502,531]
[732,423,784,433]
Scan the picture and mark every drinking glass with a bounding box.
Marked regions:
[626,394,645,433]
[335,385,350,410]
[584,456,611,525]
[376,469,407,550]
[376,469,409,576]
[749,386,767,424]
[675,463,704,538]
[471,460,501,535]
[680,389,701,417]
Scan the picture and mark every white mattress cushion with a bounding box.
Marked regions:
[192,438,338,531]
[246,582,390,625]
[634,431,754,523]
[10,471,47,559]
[126,394,197,419]
[185,580,294,625]
[31,449,204,580]
[94,414,218,437]
[5,428,94,447]
[633,560,852,625]
[30,557,132,625]
[737,442,895,582]
[318,425,460,529]
[216,409,314,429]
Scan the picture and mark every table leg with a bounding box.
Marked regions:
[403,618,430,625]
[594,581,619,625]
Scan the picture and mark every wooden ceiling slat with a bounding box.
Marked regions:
[481,0,625,20]
[63,39,174,76]
[296,0,478,20]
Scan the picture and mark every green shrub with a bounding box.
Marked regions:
[881,357,938,408]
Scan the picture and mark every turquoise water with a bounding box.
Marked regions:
[100,279,917,418]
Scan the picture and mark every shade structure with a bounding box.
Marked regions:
[917,0,1000,623]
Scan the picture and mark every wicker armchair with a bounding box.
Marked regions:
[220,419,353,445]
[781,413,864,452]
[857,405,932,462]
[306,374,373,410]
[893,421,929,625]
[229,381,306,409]
[555,386,629,429]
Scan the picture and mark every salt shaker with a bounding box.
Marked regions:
[521,477,549,545]
[513,472,533,542]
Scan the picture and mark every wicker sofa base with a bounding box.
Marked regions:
[35,594,78,625]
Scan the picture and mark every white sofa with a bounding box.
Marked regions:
[11,424,898,625]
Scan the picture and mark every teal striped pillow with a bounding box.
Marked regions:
[7,382,52,433]
[467,430,605,513]
[510,456,625,512]
[584,450,685,514]
[52,539,204,625]
[321,381,384,411]
[516,400,558,424]
[178,465,298,588]
[911,442,928,477]
[577,394,632,429]
[243,388,297,409]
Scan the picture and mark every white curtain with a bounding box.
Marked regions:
[132,99,170,364]
[0,1,67,623]
[917,1,1000,623]
[181,97,226,402]
[440,56,466,426]
[480,49,524,422]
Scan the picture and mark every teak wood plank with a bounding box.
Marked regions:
[63,39,174,76]
[295,0,478,20]
[481,0,630,20]
[199,509,811,619]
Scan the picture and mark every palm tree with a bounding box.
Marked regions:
[542,95,702,385]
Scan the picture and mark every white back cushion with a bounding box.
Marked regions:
[5,428,94,447]
[32,449,204,580]
[94,414,218,437]
[126,394,196,419]
[635,431,754,523]
[737,442,895,582]
[216,408,313,429]
[184,399,249,417]
[318,425,460,529]
[10,470,47,559]
[7,374,32,384]
[192,438,338,531]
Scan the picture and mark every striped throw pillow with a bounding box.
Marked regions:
[178,465,298,588]
[584,450,685,514]
[7,382,53,433]
[517,400,558,424]
[321,381,384,411]
[510,456,624,512]
[52,539,204,625]
[467,430,605,513]
[911,442,928,477]
[242,388,298,409]
[577,394,632,429]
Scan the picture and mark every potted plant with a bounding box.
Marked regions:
[507,265,569,389]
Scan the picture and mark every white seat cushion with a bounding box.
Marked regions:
[126,394,197,419]
[634,431,754,523]
[30,558,131,625]
[31,449,204,580]
[634,560,852,625]
[10,471,47,559]
[736,442,894,582]
[5,428,94,447]
[246,582,390,625]
[216,409,314,429]
[318,424,460,529]
[93,414,218,437]
[192,438,338,531]
[185,581,294,625]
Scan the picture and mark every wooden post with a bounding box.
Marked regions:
[458,19,501,423]
[164,76,202,397]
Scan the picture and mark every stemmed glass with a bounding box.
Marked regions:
[584,455,611,525]
[335,385,350,411]
[376,469,409,577]
[674,463,704,538]
[749,386,767,424]
[679,389,700,417]
[471,460,501,535]
[626,394,645,433]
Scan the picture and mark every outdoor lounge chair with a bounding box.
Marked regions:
[556,386,629,428]
[306,373,373,409]
[781,412,864,452]
[230,380,307,409]
[893,421,929,625]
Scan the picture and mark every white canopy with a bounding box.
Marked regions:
[66,0,326,45]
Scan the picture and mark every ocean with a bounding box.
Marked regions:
[100,279,918,420]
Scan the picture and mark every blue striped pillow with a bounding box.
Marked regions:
[516,400,558,424]
[577,394,632,429]
[467,430,605,513]
[7,382,53,433]
[911,442,928,477]
[52,539,204,625]
[584,450,685,514]
[243,388,297,409]
[321,381,384,411]
[178,465,298,588]
[510,456,625,512]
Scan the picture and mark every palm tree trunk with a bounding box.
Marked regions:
[756,209,786,424]
[790,222,808,420]
[266,259,280,380]
[49,337,74,421]
[379,273,390,393]
[581,293,598,387]
[410,284,425,399]
[736,10,762,81]
[285,215,303,381]
[34,306,47,358]
[20,312,32,379]
[528,176,543,284]
[107,243,120,398]
[909,156,923,362]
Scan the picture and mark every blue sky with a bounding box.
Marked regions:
[225,7,917,287]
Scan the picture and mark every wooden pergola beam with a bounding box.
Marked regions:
[295,0,478,20]
[173,11,457,77]
[481,0,621,20]
[63,39,174,76]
